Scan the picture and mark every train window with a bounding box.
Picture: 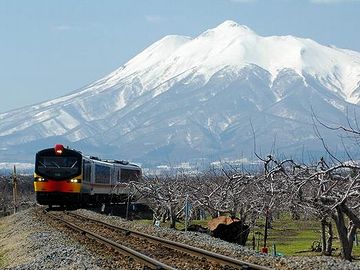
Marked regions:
[83,161,91,182]
[120,169,140,182]
[95,165,110,184]
[36,156,81,180]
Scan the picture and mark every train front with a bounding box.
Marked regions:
[34,144,83,207]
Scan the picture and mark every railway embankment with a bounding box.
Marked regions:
[1,207,360,270]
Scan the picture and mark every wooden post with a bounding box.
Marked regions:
[185,194,189,232]
[260,210,269,253]
[12,165,18,214]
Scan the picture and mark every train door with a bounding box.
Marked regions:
[82,159,92,191]
[110,164,116,185]
[115,166,121,183]
[90,160,95,195]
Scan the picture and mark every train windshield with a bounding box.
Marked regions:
[36,156,81,180]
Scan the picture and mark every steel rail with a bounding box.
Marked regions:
[68,212,273,270]
[46,211,177,270]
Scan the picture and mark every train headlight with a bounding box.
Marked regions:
[35,177,45,182]
[70,178,80,183]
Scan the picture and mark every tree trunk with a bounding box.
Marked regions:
[348,223,357,254]
[231,204,238,219]
[264,211,269,248]
[321,217,333,256]
[161,209,168,223]
[169,206,176,229]
[321,218,327,255]
[290,205,300,220]
[326,220,333,256]
[333,207,352,261]
[239,206,246,221]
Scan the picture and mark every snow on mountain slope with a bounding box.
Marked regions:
[1,20,360,164]
[101,20,360,102]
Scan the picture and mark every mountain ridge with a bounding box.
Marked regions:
[1,20,360,165]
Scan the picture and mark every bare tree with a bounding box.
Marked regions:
[133,172,192,228]
[261,154,360,261]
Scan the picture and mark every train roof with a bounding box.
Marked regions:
[84,155,140,169]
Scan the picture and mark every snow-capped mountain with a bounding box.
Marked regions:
[1,20,360,165]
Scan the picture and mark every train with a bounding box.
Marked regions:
[34,144,141,208]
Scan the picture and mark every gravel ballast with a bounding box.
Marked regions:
[1,207,360,270]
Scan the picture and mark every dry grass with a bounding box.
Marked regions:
[0,209,35,268]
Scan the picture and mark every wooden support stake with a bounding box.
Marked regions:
[12,165,18,214]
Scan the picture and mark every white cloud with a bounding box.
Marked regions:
[55,25,72,31]
[145,15,167,23]
[310,0,360,3]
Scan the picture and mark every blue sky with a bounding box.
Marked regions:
[0,0,359,113]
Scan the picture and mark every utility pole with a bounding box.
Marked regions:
[185,194,188,232]
[12,165,18,214]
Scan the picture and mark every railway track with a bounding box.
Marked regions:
[45,210,273,270]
